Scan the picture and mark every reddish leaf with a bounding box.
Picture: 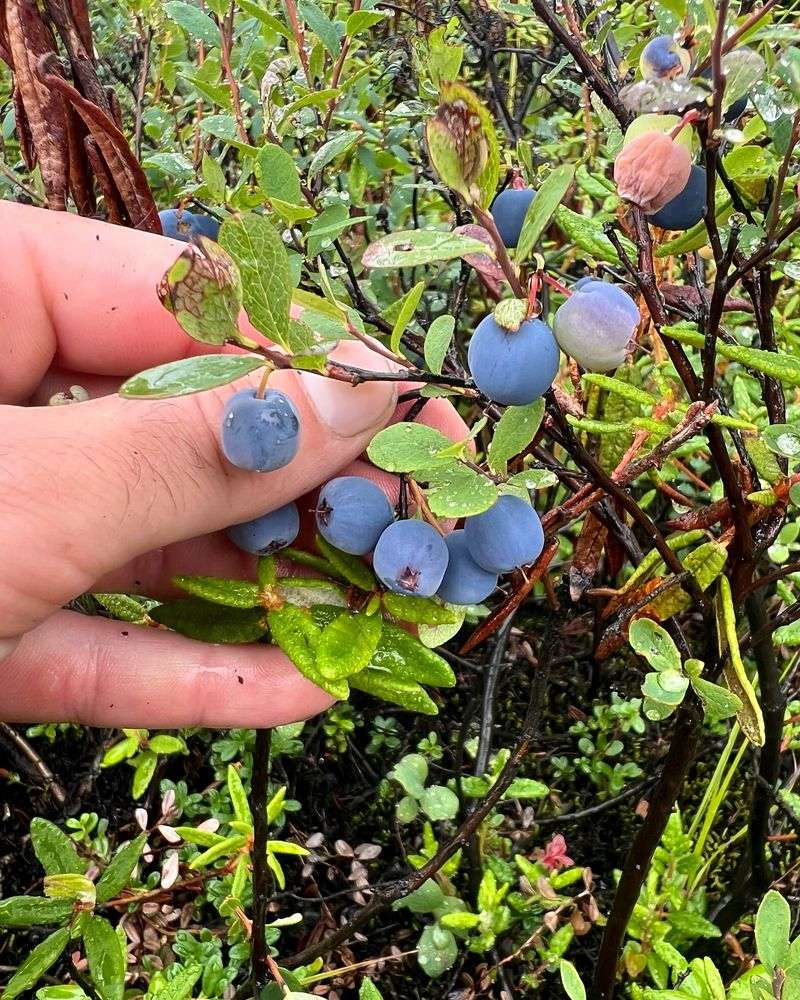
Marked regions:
[569,512,607,602]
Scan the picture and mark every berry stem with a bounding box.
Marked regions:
[668,108,701,140]
[542,272,572,298]
[473,204,526,298]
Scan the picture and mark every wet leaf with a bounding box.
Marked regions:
[390,281,425,354]
[119,354,264,399]
[421,462,498,518]
[722,48,767,105]
[629,618,681,672]
[351,666,439,713]
[382,593,459,626]
[93,593,152,623]
[2,928,69,1000]
[173,575,261,608]
[95,834,147,904]
[682,541,727,591]
[132,751,157,799]
[317,612,383,679]
[368,423,453,472]
[362,229,491,269]
[150,599,267,644]
[314,535,376,591]
[619,78,710,114]
[30,818,87,876]
[555,206,636,264]
[227,765,253,825]
[0,897,73,928]
[488,399,545,475]
[84,915,126,1000]
[157,240,243,345]
[256,143,303,207]
[268,606,349,699]
[762,423,800,459]
[164,1,219,46]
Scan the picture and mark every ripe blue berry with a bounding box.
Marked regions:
[159,208,220,242]
[436,530,498,605]
[316,476,394,555]
[227,502,300,555]
[373,519,449,597]
[467,314,560,406]
[553,279,640,372]
[490,187,536,248]
[639,35,690,80]
[648,165,707,231]
[464,494,544,574]
[221,389,300,473]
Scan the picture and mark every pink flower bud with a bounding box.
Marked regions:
[613,131,692,214]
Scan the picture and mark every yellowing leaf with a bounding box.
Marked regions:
[715,576,765,746]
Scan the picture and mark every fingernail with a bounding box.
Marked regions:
[295,342,397,438]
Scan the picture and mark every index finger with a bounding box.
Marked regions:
[0,201,233,402]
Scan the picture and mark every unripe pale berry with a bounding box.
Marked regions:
[553,279,640,373]
[613,131,692,214]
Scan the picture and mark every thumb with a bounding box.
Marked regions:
[1,341,396,638]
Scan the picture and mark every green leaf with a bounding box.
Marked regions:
[418,605,467,648]
[31,819,87,876]
[268,606,349,700]
[296,0,343,54]
[390,281,425,354]
[419,785,459,821]
[2,928,69,1000]
[682,541,727,591]
[691,676,742,721]
[173,575,260,608]
[157,240,243,345]
[507,468,558,490]
[346,9,387,34]
[504,777,549,800]
[238,0,291,35]
[219,214,291,349]
[560,959,586,1000]
[629,618,681,672]
[189,834,249,869]
[716,575,765,747]
[417,924,458,978]
[147,734,184,755]
[164,1,219,46]
[374,621,455,687]
[132,751,157,799]
[368,423,453,473]
[315,535,376,591]
[150,598,267,644]
[308,133,360,178]
[36,988,89,1000]
[149,965,202,1000]
[394,878,443,912]
[756,890,791,973]
[424,315,455,375]
[382,593,459,626]
[83,916,126,1000]
[722,47,766,105]
[762,423,800,459]
[581,373,657,407]
[421,462,498,518]
[119,354,264,399]
[43,874,94,905]
[201,152,226,202]
[256,144,303,207]
[306,205,366,258]
[317,612,383,679]
[516,164,575,262]
[359,980,384,1000]
[350,668,438,714]
[227,764,253,825]
[487,399,545,475]
[95,833,147,904]
[390,753,428,797]
[0,896,73,928]
[362,229,492,269]
[93,593,151,623]
[555,206,636,264]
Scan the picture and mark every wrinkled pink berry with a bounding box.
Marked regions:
[613,131,692,214]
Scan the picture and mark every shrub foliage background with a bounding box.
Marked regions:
[1,0,800,997]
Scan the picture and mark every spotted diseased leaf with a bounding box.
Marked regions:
[173,575,261,608]
[83,916,126,1000]
[119,354,265,399]
[619,77,710,114]
[716,576,765,747]
[2,928,69,1000]
[219,214,291,349]
[268,606,349,700]
[367,423,453,473]
[362,229,492,269]
[682,541,727,591]
[426,82,498,208]
[421,462,498,518]
[95,834,147,904]
[149,598,268,644]
[157,239,243,345]
[317,612,383,680]
[488,399,545,475]
[515,163,575,262]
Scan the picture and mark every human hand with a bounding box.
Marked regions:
[0,202,466,728]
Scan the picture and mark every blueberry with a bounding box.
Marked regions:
[639,35,690,80]
[227,502,300,555]
[221,389,300,473]
[316,476,395,555]
[436,530,498,605]
[553,279,640,372]
[490,188,536,249]
[159,208,221,243]
[467,314,560,406]
[464,494,544,574]
[648,165,707,230]
[699,66,748,123]
[373,519,449,597]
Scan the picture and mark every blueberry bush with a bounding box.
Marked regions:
[2,0,800,996]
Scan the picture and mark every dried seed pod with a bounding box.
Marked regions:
[6,0,70,210]
[66,108,95,215]
[613,130,691,214]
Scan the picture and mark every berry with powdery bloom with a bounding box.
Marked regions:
[613,131,691,214]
